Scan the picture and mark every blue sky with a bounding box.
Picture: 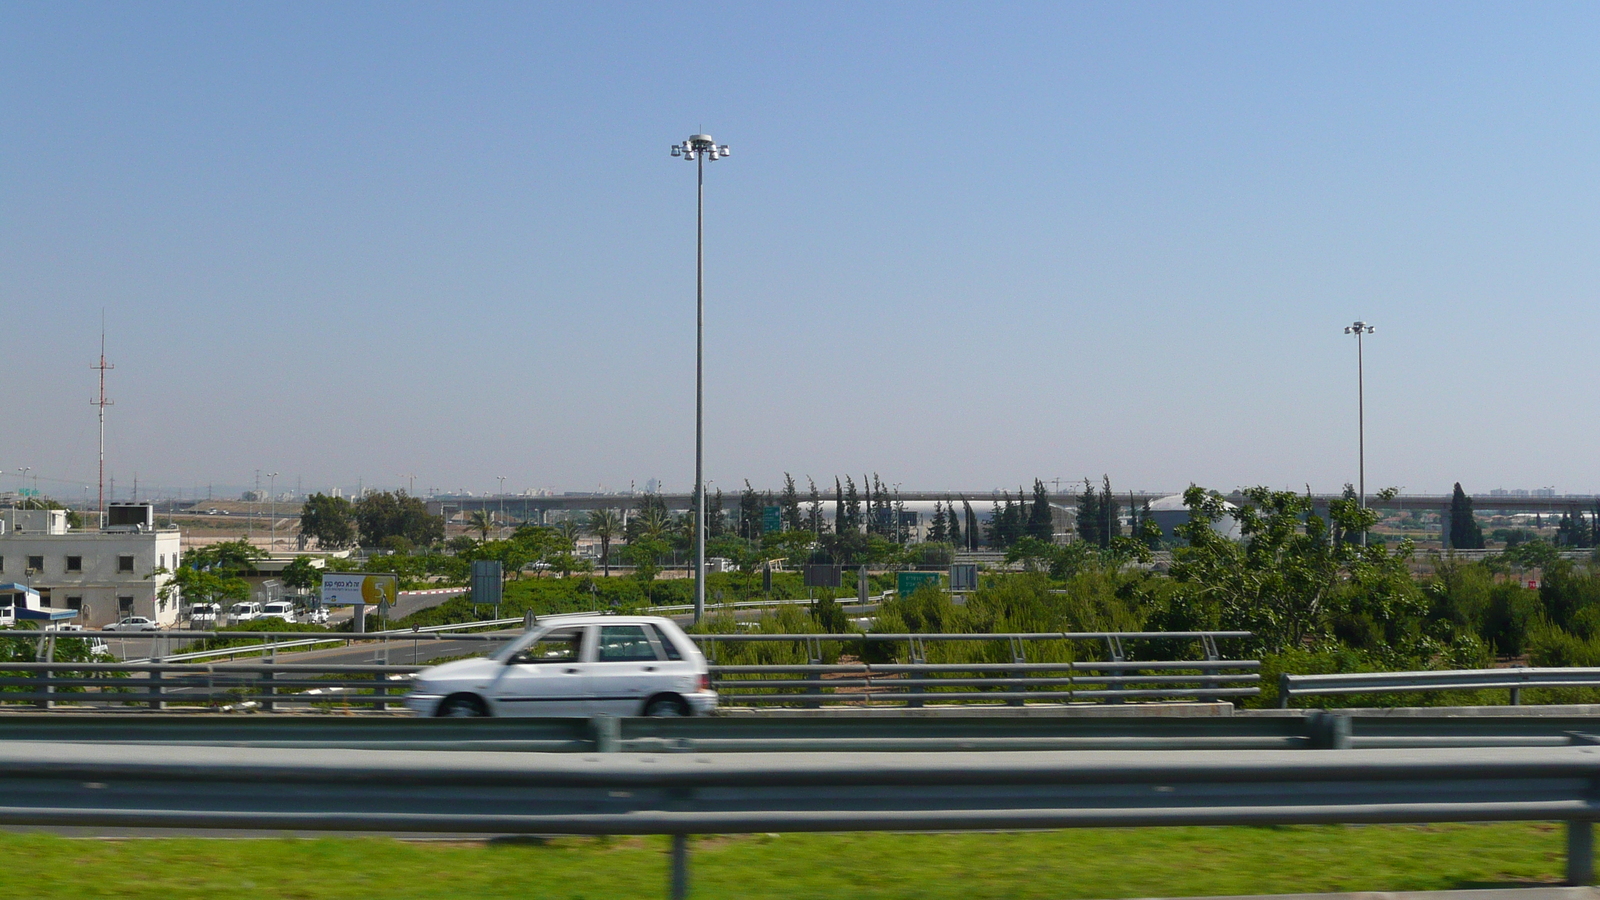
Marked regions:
[4,2,1598,500]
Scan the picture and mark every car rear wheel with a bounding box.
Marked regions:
[643,695,689,717]
[436,694,489,717]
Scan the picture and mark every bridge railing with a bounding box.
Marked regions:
[1280,667,1600,707]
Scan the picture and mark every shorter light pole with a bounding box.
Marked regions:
[497,475,507,538]
[1344,321,1375,546]
[267,472,279,552]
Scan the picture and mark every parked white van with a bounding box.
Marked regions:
[259,601,297,624]
[228,601,262,625]
[189,603,222,627]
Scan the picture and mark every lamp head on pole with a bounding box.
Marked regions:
[671,134,730,162]
[1344,321,1374,335]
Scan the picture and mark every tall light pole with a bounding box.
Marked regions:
[1344,321,1375,546]
[497,475,506,538]
[671,133,731,624]
[266,472,279,553]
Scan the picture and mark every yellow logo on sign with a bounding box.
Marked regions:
[360,576,397,606]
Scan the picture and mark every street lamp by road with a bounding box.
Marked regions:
[670,133,731,624]
[1344,321,1375,546]
[266,472,279,553]
[497,475,506,538]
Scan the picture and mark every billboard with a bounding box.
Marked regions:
[320,573,399,608]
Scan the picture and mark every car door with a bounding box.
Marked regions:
[487,626,592,717]
[587,624,666,716]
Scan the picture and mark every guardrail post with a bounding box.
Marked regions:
[670,834,690,900]
[1569,820,1593,885]
[906,637,926,709]
[1104,636,1125,705]
[1278,672,1292,709]
[261,669,274,712]
[373,672,388,712]
[1007,637,1026,707]
[1309,711,1351,750]
[1199,634,1220,702]
[36,637,54,710]
[592,716,620,752]
[804,637,823,709]
[149,652,165,711]
[1511,686,1522,706]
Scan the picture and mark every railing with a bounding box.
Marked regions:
[0,740,1596,898]
[1280,667,1600,707]
[0,630,1256,710]
[7,709,1600,752]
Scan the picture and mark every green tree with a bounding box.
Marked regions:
[843,476,862,533]
[1449,483,1485,550]
[299,493,356,550]
[279,557,321,592]
[1076,479,1101,548]
[466,509,495,542]
[353,491,443,548]
[587,508,621,576]
[947,498,962,549]
[806,477,824,535]
[1027,479,1053,542]
[780,473,802,532]
[185,539,264,574]
[928,501,948,544]
[1168,485,1419,655]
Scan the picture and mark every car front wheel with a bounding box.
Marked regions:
[436,694,489,717]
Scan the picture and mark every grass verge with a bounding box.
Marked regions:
[0,822,1580,899]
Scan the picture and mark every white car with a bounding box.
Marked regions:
[103,617,160,632]
[259,601,297,623]
[404,615,717,718]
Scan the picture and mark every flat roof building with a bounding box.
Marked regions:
[0,504,180,628]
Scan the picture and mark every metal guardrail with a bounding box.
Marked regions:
[1281,667,1600,707]
[6,709,1600,753]
[0,741,1596,897]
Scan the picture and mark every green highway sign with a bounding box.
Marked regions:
[897,572,942,597]
[761,505,782,534]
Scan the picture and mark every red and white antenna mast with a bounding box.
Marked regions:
[90,312,114,527]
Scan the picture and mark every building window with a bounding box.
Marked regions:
[117,555,135,573]
[66,597,82,611]
[27,555,44,573]
[118,596,134,614]
[0,555,5,572]
[158,554,165,570]
[66,556,83,573]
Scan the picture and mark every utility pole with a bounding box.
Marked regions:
[90,314,114,528]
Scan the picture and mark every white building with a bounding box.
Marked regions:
[0,504,181,628]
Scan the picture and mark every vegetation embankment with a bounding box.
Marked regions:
[0,825,1579,898]
[176,478,1600,707]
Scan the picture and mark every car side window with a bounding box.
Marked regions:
[596,625,661,663]
[509,629,584,665]
[643,624,685,661]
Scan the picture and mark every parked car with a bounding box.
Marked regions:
[188,603,222,627]
[258,601,297,624]
[103,617,160,632]
[227,601,262,625]
[404,615,716,718]
[305,607,330,625]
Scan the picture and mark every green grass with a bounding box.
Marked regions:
[0,823,1578,899]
